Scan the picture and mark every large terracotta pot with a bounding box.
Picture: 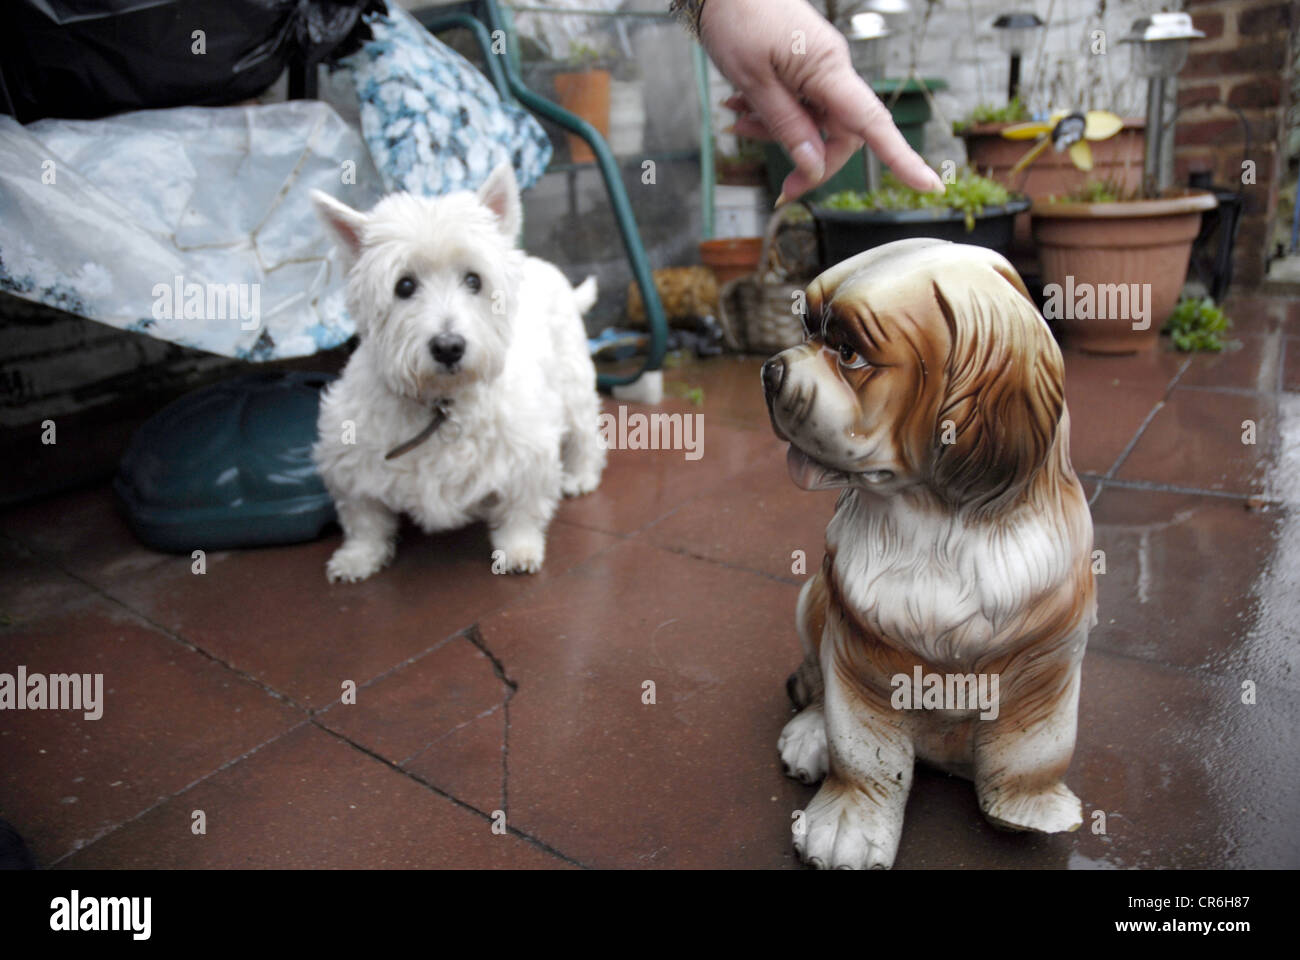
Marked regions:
[1030,190,1218,354]
[554,69,610,164]
[961,119,1146,274]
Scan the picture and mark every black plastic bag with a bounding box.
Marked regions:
[0,0,382,123]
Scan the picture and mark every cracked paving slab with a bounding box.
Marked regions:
[315,626,516,818]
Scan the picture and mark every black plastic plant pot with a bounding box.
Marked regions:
[810,197,1031,269]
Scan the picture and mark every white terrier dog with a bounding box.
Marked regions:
[310,163,605,581]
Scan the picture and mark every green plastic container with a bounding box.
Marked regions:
[115,371,337,553]
[762,77,948,203]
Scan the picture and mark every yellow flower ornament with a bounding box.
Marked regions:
[1002,109,1124,175]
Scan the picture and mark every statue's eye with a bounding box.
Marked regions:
[395,275,418,299]
[838,343,870,370]
[464,272,482,294]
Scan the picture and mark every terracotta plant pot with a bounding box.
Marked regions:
[699,237,763,286]
[716,159,767,188]
[553,69,610,164]
[961,119,1145,274]
[1030,189,1218,354]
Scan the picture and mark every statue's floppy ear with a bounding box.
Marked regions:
[930,269,1065,515]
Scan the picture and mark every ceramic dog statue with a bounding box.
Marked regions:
[762,238,1096,869]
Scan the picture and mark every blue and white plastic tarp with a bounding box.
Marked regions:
[0,7,552,361]
[0,100,382,360]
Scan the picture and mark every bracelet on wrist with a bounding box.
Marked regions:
[669,0,708,40]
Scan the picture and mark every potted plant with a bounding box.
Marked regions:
[1017,113,1217,354]
[710,136,769,242]
[553,42,610,165]
[716,137,767,188]
[808,168,1030,267]
[1032,178,1217,354]
[957,101,1146,196]
[957,104,1145,275]
[953,97,1032,134]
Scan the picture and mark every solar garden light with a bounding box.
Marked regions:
[858,2,910,193]
[1120,11,1205,196]
[992,11,1044,104]
[864,0,911,32]
[846,12,891,81]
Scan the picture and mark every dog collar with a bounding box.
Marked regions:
[385,399,454,460]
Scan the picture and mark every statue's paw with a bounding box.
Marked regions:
[794,780,901,870]
[981,781,1082,834]
[778,708,827,785]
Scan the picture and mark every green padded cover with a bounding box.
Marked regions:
[114,372,337,553]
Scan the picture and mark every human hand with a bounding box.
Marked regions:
[698,0,944,203]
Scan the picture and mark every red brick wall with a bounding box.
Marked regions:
[1177,0,1295,286]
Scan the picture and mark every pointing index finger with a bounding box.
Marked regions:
[817,75,943,194]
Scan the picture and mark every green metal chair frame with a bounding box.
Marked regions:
[413,0,667,387]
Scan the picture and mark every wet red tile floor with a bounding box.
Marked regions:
[2,293,1298,869]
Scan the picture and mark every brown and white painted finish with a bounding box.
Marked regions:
[764,239,1096,869]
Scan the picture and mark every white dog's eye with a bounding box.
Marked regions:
[464,272,482,294]
[837,344,870,370]
[395,275,418,299]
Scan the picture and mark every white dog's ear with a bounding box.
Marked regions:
[477,162,522,240]
[311,190,367,261]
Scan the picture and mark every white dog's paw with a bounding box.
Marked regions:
[492,533,546,574]
[560,469,602,498]
[326,541,393,583]
[980,781,1082,834]
[794,780,902,870]
[778,707,827,785]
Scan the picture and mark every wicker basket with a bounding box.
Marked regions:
[716,204,816,355]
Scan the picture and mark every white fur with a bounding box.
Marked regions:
[310,164,605,581]
[826,487,1088,667]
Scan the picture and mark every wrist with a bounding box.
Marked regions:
[669,0,708,39]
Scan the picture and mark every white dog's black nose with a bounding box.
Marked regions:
[430,333,466,366]
[762,357,785,396]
